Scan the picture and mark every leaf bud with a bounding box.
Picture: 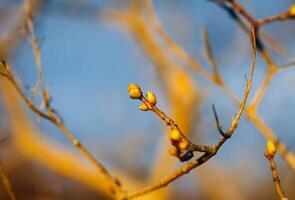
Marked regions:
[128,84,142,99]
[139,104,149,111]
[146,91,157,105]
[169,129,181,141]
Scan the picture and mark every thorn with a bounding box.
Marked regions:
[212,104,226,136]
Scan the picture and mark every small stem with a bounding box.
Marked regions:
[265,152,287,199]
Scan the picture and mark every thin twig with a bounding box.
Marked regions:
[24,0,52,113]
[264,141,287,200]
[258,12,295,27]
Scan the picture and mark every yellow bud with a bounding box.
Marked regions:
[128,84,142,99]
[266,140,276,157]
[289,4,295,15]
[139,104,149,111]
[146,91,157,105]
[128,84,140,90]
[178,140,189,150]
[129,89,142,99]
[169,146,178,156]
[170,129,181,141]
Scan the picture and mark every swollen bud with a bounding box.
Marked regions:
[266,140,276,157]
[169,146,178,156]
[139,104,149,111]
[169,129,181,141]
[289,4,295,16]
[146,91,157,105]
[128,84,142,99]
[178,140,189,150]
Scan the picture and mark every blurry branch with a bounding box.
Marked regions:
[248,63,277,110]
[46,1,102,21]
[264,141,287,200]
[0,1,127,197]
[0,135,10,145]
[196,164,246,200]
[119,32,256,199]
[280,61,295,70]
[201,27,218,76]
[0,61,120,195]
[211,0,277,109]
[258,5,295,27]
[218,0,295,28]
[0,1,115,198]
[0,137,16,200]
[143,0,212,80]
[0,0,42,60]
[199,27,239,104]
[24,1,48,105]
[213,0,287,57]
[259,31,288,57]
[145,0,240,103]
[0,158,16,200]
[146,0,240,105]
[203,0,295,171]
[0,2,41,199]
[0,60,121,193]
[0,4,121,193]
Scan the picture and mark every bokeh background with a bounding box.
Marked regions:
[0,0,295,199]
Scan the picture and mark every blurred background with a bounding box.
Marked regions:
[0,0,295,199]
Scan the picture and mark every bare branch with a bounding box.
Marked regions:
[201,27,218,75]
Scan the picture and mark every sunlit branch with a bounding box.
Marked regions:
[119,29,256,199]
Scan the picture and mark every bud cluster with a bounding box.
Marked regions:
[128,84,193,162]
[168,128,193,162]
